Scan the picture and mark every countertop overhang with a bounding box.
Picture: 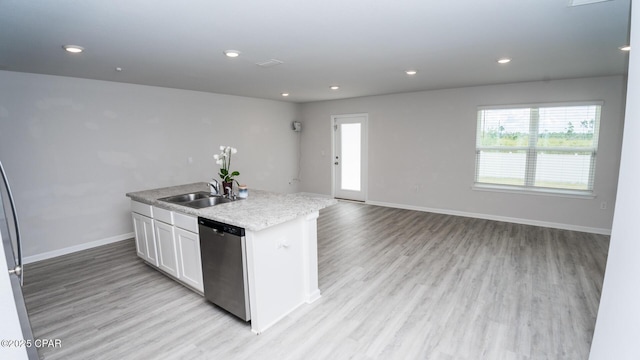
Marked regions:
[126,182,337,232]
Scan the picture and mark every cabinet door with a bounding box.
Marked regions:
[132,213,147,259]
[175,227,203,292]
[155,221,178,278]
[132,213,158,266]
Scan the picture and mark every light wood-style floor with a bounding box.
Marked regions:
[22,201,609,360]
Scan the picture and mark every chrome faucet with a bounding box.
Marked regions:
[209,179,220,195]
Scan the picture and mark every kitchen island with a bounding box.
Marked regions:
[126,182,336,333]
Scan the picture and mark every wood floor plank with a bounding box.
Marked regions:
[20,201,609,359]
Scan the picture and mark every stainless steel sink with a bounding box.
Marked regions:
[184,196,232,208]
[159,191,211,203]
[158,192,232,208]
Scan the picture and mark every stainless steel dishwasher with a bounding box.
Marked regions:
[198,217,251,321]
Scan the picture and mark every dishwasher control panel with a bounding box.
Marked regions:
[198,217,245,236]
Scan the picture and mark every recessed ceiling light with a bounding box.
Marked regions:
[281,93,289,97]
[620,45,631,52]
[330,85,340,90]
[497,58,512,64]
[63,45,84,53]
[224,50,241,58]
[115,67,123,72]
[405,70,418,75]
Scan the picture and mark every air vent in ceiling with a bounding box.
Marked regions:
[568,0,611,6]
[256,59,284,68]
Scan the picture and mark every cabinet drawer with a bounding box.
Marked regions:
[131,200,153,217]
[153,206,174,224]
[174,212,198,233]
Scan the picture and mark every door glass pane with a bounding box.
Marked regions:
[341,123,361,191]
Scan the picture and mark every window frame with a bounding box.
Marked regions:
[473,101,603,198]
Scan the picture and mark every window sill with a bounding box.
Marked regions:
[472,183,596,199]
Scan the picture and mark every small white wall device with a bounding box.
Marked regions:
[292,121,302,132]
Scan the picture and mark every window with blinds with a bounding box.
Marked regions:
[475,103,601,195]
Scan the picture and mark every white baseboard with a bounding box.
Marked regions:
[306,290,322,304]
[23,232,134,264]
[296,192,333,199]
[365,200,611,235]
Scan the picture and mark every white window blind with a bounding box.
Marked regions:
[475,103,601,195]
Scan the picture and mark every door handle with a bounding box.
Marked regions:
[334,162,339,165]
[8,265,22,277]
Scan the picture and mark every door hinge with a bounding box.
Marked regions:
[334,124,337,131]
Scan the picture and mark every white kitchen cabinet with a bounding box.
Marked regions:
[131,200,202,293]
[244,211,320,333]
[132,212,158,266]
[155,220,178,278]
[175,227,203,292]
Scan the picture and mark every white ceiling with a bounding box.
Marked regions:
[0,0,631,103]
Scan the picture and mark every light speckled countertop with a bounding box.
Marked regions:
[126,182,337,232]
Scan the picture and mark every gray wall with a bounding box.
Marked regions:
[589,3,640,358]
[0,71,300,260]
[0,70,626,259]
[299,76,626,233]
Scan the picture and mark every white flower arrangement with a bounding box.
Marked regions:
[213,146,239,184]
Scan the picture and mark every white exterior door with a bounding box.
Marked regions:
[333,114,368,201]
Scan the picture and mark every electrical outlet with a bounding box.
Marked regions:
[600,201,607,210]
